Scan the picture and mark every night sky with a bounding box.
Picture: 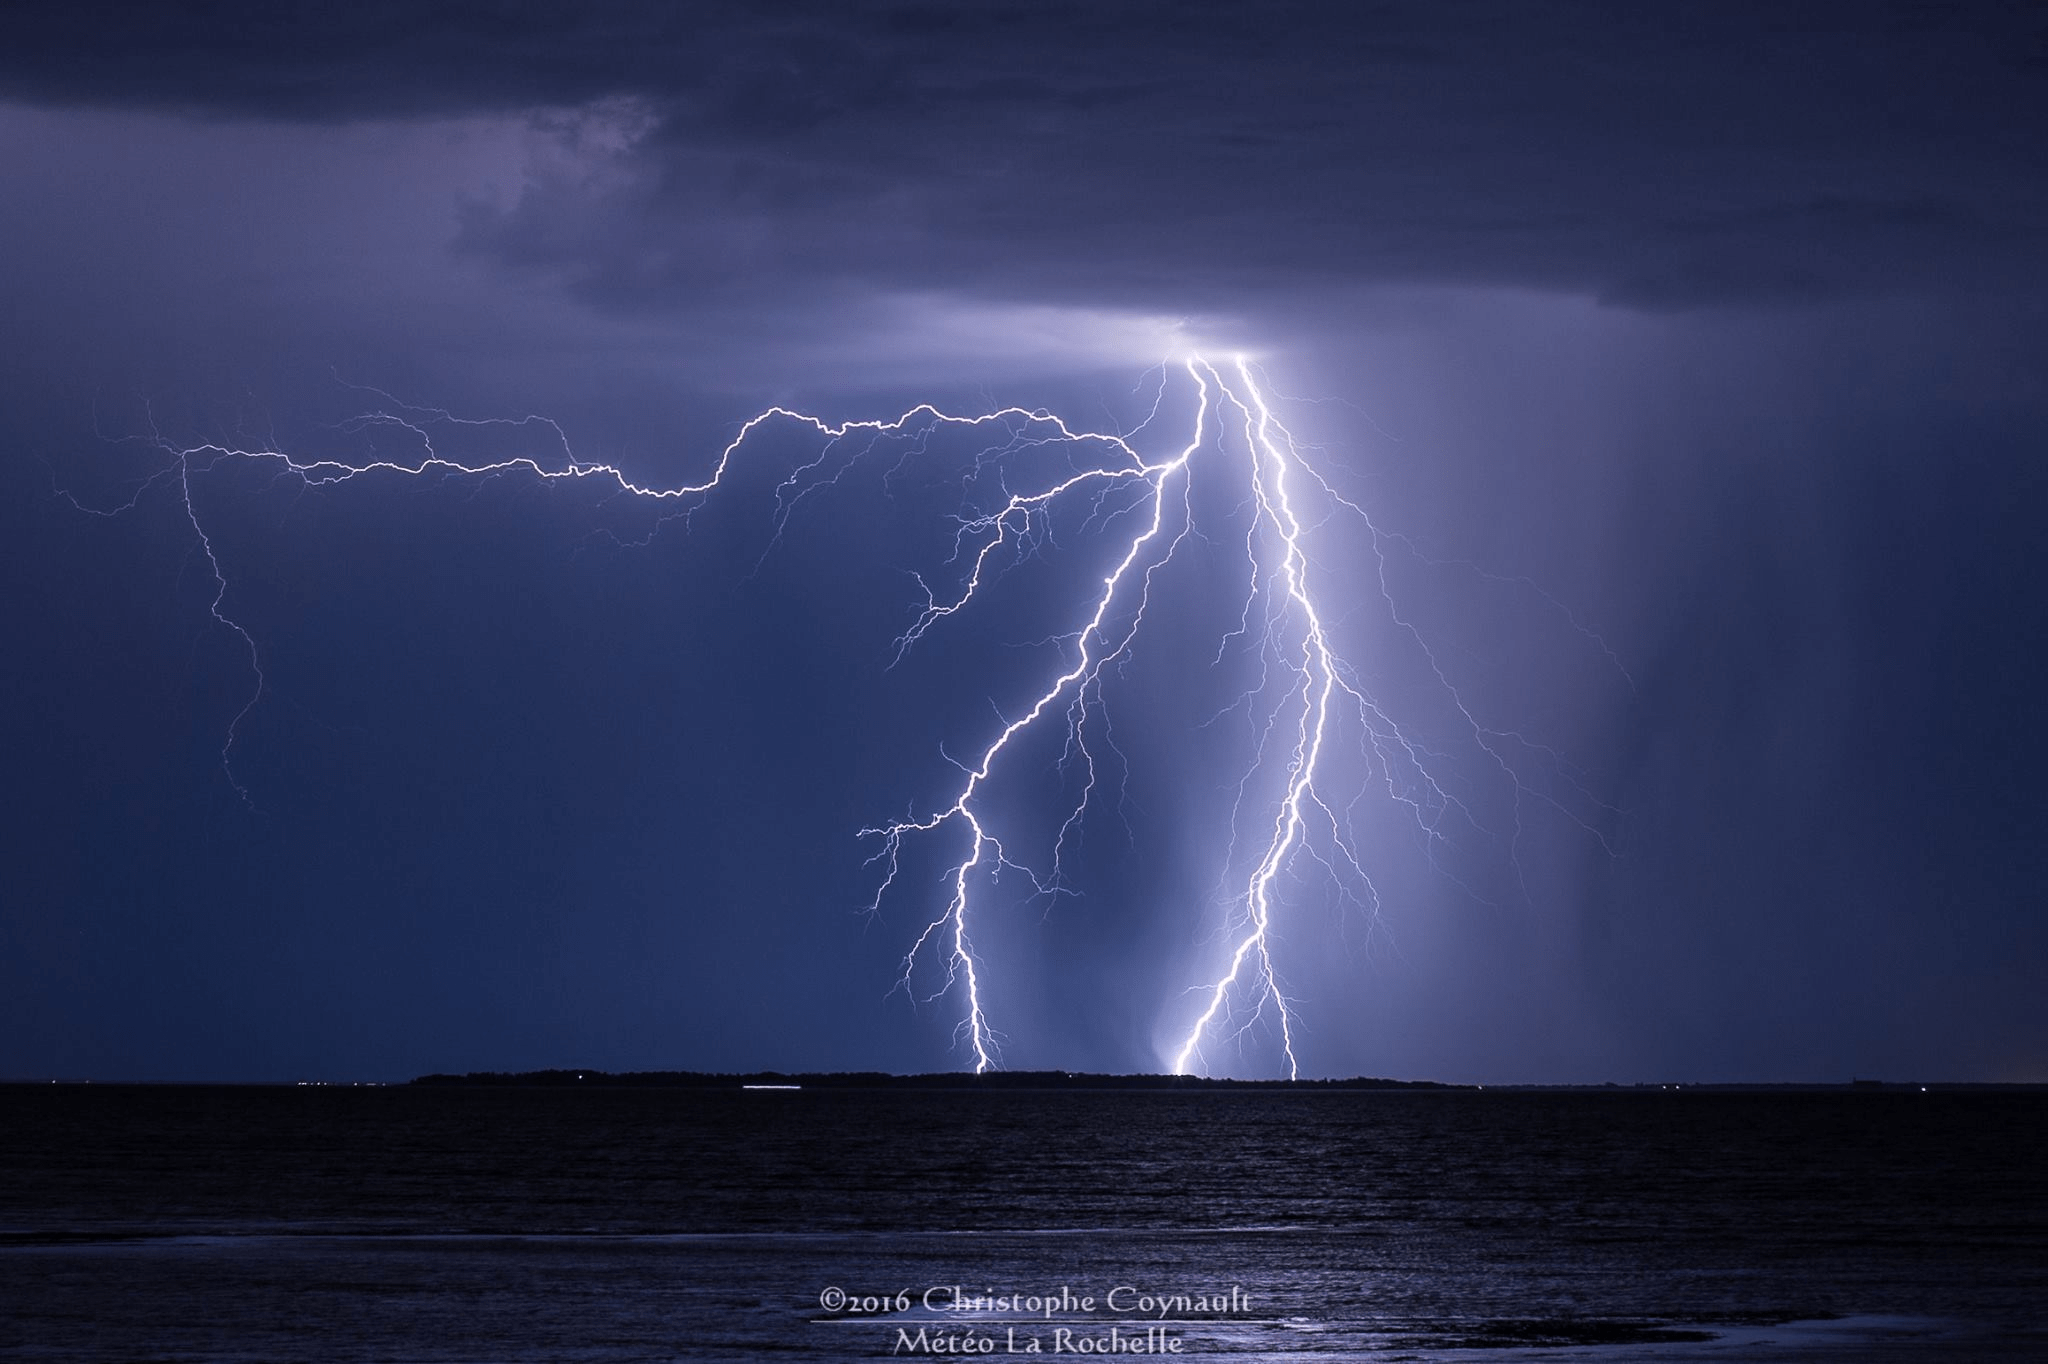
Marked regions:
[3,2,2044,1084]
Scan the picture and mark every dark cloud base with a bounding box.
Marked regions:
[7,1,2044,313]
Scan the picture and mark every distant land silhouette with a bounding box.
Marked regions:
[409,1069,1460,1090]
[404,1070,2029,1092]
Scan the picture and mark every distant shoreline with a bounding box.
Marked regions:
[401,1070,2043,1093]
[6,1072,2040,1091]
[407,1069,1461,1091]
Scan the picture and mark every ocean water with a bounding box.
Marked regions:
[1,1084,2042,1361]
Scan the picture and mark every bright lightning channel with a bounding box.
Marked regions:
[69,356,1598,1078]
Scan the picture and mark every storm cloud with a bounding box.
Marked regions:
[8,1,2044,316]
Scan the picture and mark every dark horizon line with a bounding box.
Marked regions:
[7,1069,2042,1092]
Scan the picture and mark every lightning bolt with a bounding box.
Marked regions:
[65,355,1616,1077]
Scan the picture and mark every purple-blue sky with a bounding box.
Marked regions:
[2,1,2044,1082]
